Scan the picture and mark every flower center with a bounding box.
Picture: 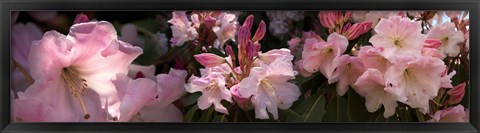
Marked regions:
[61,67,90,119]
[260,79,283,104]
[394,39,403,48]
[206,81,220,97]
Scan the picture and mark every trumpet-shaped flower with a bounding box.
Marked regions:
[332,55,365,96]
[427,22,465,59]
[169,11,198,46]
[369,16,426,60]
[354,68,403,118]
[384,55,445,114]
[212,12,238,49]
[111,74,157,122]
[185,70,232,114]
[301,33,348,81]
[14,21,143,122]
[238,57,300,120]
[129,68,186,122]
[357,46,392,73]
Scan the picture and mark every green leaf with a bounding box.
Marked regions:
[199,106,215,122]
[415,109,425,122]
[285,94,326,122]
[182,93,201,107]
[212,115,228,122]
[184,105,198,122]
[323,95,348,122]
[347,89,373,122]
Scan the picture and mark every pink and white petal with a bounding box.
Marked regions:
[116,75,157,122]
[28,31,74,81]
[156,72,187,105]
[185,76,209,93]
[238,76,260,98]
[197,94,213,110]
[272,82,300,109]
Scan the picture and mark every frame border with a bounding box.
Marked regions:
[1,0,478,132]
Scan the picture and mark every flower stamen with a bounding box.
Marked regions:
[61,67,90,119]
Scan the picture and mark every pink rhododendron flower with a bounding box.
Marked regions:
[169,11,198,46]
[427,22,464,59]
[384,55,445,114]
[332,55,365,96]
[357,46,392,73]
[14,21,143,122]
[447,82,466,105]
[369,16,426,60]
[111,74,157,122]
[428,105,468,122]
[129,68,186,122]
[185,70,232,114]
[238,57,300,120]
[212,12,238,49]
[301,33,348,81]
[288,37,302,53]
[354,68,403,118]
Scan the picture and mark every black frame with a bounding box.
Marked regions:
[1,0,478,132]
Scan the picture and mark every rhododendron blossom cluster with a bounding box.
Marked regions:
[11,10,469,122]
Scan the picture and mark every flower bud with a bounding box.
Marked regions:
[319,11,337,29]
[251,20,266,42]
[343,21,372,40]
[447,82,466,105]
[74,13,89,24]
[194,53,226,68]
[243,15,254,30]
[424,39,442,49]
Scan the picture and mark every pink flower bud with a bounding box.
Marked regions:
[194,53,226,68]
[447,82,466,105]
[344,11,353,22]
[73,13,89,24]
[225,45,235,58]
[237,26,251,50]
[424,39,442,49]
[246,41,258,60]
[243,15,254,30]
[318,11,337,29]
[251,20,266,42]
[343,21,372,40]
